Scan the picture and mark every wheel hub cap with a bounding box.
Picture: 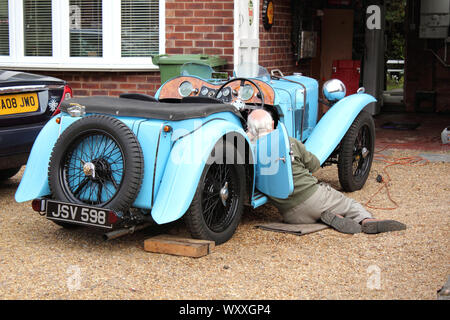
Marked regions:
[361,147,369,159]
[83,162,96,178]
[220,182,229,206]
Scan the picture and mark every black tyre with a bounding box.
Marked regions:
[48,115,144,216]
[184,141,245,245]
[338,110,375,192]
[0,167,21,181]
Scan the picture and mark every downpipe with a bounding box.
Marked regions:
[103,222,153,241]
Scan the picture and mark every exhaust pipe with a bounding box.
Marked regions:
[103,222,152,241]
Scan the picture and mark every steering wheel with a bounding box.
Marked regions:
[213,78,265,111]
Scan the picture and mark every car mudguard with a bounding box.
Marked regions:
[151,119,254,225]
[15,116,82,202]
[304,93,376,164]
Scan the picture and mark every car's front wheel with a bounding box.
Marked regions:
[184,140,245,245]
[338,110,375,192]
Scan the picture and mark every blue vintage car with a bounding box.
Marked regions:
[15,63,376,244]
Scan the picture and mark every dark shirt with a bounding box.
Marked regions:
[268,137,320,213]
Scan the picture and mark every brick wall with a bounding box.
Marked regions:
[258,0,311,76]
[165,0,234,69]
[45,71,161,98]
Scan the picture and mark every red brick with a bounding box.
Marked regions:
[100,83,117,89]
[175,25,193,32]
[185,3,203,9]
[194,10,214,17]
[82,83,99,89]
[73,89,89,96]
[166,32,185,40]
[166,18,185,25]
[166,2,184,9]
[175,40,193,47]
[194,25,213,33]
[185,33,203,40]
[205,33,222,40]
[128,76,147,83]
[175,10,193,17]
[184,48,204,54]
[209,3,224,10]
[111,76,128,82]
[91,90,109,96]
[214,25,232,33]
[195,40,213,47]
[213,10,232,17]
[120,83,137,90]
[166,47,184,54]
[68,82,82,89]
[137,84,154,90]
[214,40,232,48]
[184,18,204,25]
[205,18,224,24]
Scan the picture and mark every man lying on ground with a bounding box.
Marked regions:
[247,109,406,234]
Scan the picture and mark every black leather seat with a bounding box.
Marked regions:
[119,93,158,102]
[61,96,240,121]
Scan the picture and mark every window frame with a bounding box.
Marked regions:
[0,0,165,71]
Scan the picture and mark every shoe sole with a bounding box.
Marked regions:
[320,211,361,234]
[362,220,406,234]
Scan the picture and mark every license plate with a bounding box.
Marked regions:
[46,200,113,229]
[0,92,39,116]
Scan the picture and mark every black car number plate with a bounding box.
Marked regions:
[46,200,113,229]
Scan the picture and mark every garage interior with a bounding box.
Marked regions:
[291,0,449,151]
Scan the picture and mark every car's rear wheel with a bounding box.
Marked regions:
[184,141,245,245]
[48,115,144,226]
[0,167,21,181]
[338,110,375,192]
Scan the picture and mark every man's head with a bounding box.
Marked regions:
[247,109,274,141]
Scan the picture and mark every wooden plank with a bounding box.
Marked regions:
[144,235,215,258]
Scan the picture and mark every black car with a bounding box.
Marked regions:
[0,70,72,181]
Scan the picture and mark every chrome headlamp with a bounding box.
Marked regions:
[323,79,346,102]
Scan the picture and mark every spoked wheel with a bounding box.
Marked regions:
[48,115,144,227]
[61,132,125,206]
[338,111,375,192]
[185,141,245,244]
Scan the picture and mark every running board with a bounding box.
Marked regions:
[251,190,268,208]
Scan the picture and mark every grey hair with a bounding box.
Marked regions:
[247,110,273,140]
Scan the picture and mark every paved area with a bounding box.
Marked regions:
[0,112,448,300]
[0,150,448,300]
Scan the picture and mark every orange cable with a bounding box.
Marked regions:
[364,144,429,210]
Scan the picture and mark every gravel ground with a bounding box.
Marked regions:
[0,149,449,300]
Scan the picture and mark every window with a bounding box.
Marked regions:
[24,0,52,57]
[69,0,103,57]
[0,0,165,70]
[0,0,9,56]
[121,0,159,57]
